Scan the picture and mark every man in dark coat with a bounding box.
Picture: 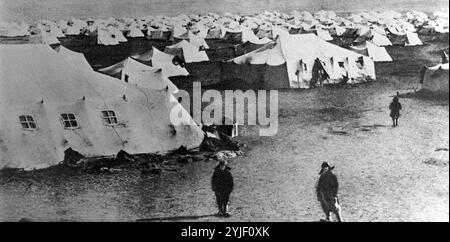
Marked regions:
[389,96,402,127]
[316,162,343,222]
[212,159,234,217]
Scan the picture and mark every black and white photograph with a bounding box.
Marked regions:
[0,0,448,226]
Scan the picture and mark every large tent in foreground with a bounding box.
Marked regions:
[0,44,204,170]
[228,34,376,89]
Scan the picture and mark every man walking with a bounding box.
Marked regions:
[389,96,402,127]
[316,162,343,222]
[212,159,234,217]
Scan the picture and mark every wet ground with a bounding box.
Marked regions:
[0,77,448,221]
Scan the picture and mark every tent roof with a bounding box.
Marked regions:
[0,44,144,105]
[165,40,209,63]
[231,40,284,65]
[280,33,365,62]
[366,41,393,62]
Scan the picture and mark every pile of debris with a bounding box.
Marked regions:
[59,127,245,175]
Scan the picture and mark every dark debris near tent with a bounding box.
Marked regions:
[0,128,245,180]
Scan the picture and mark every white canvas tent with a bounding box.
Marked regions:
[366,42,392,62]
[97,28,120,45]
[421,63,449,93]
[280,34,376,88]
[128,47,190,78]
[97,26,128,45]
[172,23,188,38]
[120,57,179,93]
[241,29,272,45]
[405,32,423,46]
[366,41,393,62]
[151,47,190,77]
[370,30,392,46]
[55,45,93,71]
[164,40,209,63]
[232,34,376,88]
[127,26,145,37]
[41,32,61,45]
[0,44,203,170]
[355,29,392,46]
[232,41,285,66]
[316,29,333,41]
[188,31,209,49]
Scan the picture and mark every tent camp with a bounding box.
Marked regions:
[420,63,449,93]
[0,44,203,170]
[230,34,376,89]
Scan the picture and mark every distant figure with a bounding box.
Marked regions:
[316,162,343,222]
[211,160,234,217]
[389,96,402,127]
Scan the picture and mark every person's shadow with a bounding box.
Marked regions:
[136,214,217,222]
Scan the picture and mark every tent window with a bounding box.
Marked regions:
[60,113,79,129]
[19,115,37,130]
[124,74,129,83]
[338,62,345,68]
[101,110,118,125]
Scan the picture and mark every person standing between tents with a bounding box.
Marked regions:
[389,96,402,127]
[211,159,234,217]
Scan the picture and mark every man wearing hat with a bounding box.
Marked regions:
[211,159,234,217]
[316,162,343,222]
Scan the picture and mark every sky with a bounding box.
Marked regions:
[0,0,449,22]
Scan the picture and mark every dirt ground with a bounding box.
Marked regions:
[0,43,448,222]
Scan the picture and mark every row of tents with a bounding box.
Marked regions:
[1,10,447,45]
[1,10,447,169]
[96,33,376,90]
